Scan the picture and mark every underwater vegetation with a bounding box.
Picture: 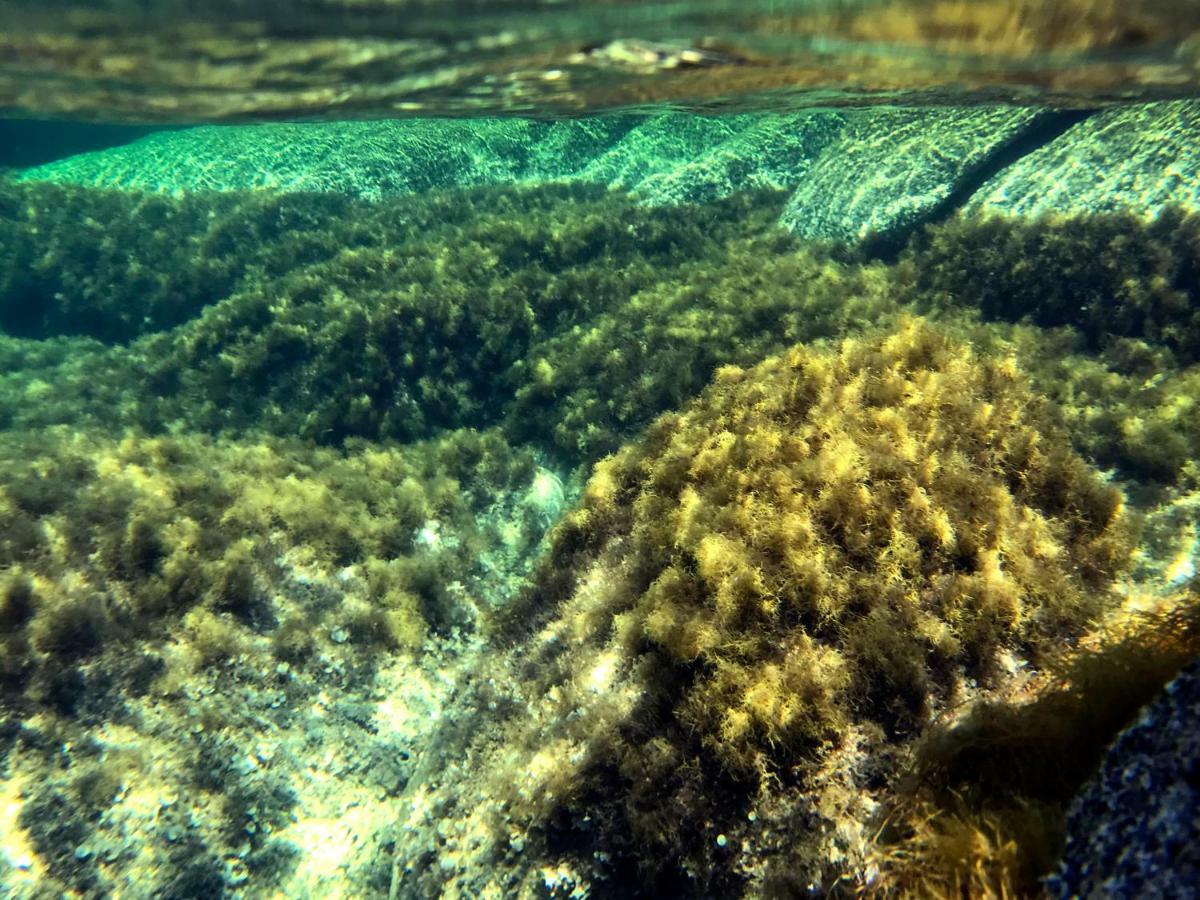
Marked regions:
[5,176,1200,486]
[874,582,1200,898]
[1,168,1199,897]
[553,316,1131,763]
[901,209,1200,488]
[0,180,810,453]
[0,426,551,698]
[905,208,1200,364]
[392,318,1138,896]
[503,237,896,459]
[0,183,360,343]
[0,424,563,896]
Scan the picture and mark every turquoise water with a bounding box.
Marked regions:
[1,4,1200,899]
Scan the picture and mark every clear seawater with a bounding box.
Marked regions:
[0,3,1199,899]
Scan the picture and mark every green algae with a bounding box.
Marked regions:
[902,208,1200,364]
[899,208,1200,490]
[0,423,554,897]
[0,180,802,452]
[1,163,1200,898]
[0,183,357,343]
[7,176,1200,488]
[390,318,1138,897]
[0,426,546,687]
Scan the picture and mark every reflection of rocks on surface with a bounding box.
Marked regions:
[1047,655,1200,899]
[1,0,1199,120]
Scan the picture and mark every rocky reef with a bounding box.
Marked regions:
[1048,652,1200,898]
[1,144,1200,897]
[389,318,1136,896]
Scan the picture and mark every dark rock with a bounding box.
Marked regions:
[1047,655,1200,899]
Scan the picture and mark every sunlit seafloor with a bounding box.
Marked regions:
[1,3,1199,899]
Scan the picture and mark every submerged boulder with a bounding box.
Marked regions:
[20,102,1200,253]
[393,318,1134,897]
[965,100,1200,220]
[16,113,840,203]
[779,105,1049,248]
[16,106,1050,251]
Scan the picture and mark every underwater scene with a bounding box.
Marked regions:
[1,2,1200,898]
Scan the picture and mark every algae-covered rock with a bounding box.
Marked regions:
[395,319,1134,896]
[894,206,1200,488]
[0,423,560,898]
[3,179,894,462]
[779,105,1048,247]
[965,100,1200,220]
[0,182,357,342]
[5,131,1200,899]
[0,426,544,696]
[549,316,1131,765]
[901,207,1200,364]
[504,234,897,459]
[6,172,1200,488]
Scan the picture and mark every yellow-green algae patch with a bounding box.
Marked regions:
[393,318,1136,896]
[0,426,547,691]
[898,207,1200,494]
[0,424,564,897]
[2,175,1200,897]
[566,317,1129,763]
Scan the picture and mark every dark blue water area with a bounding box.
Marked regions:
[0,118,171,169]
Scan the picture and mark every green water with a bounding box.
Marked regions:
[1,4,1199,899]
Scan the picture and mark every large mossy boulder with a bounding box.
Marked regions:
[394,318,1135,897]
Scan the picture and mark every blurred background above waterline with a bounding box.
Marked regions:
[2,0,1200,123]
